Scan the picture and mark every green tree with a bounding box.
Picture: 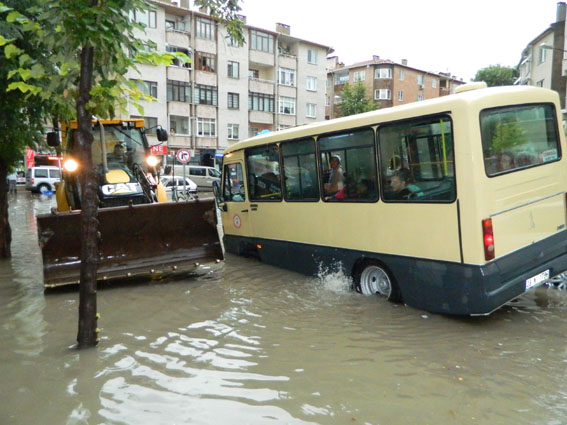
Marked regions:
[0,0,51,258]
[338,82,377,117]
[474,64,518,87]
[3,0,243,348]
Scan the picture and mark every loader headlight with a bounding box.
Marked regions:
[146,155,158,167]
[63,159,79,172]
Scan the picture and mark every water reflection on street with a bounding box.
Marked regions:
[1,191,567,425]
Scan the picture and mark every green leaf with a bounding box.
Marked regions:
[7,81,42,96]
[4,43,22,59]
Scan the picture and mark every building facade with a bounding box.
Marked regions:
[325,56,464,120]
[517,2,567,112]
[128,0,332,165]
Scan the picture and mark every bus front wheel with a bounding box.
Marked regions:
[354,261,402,303]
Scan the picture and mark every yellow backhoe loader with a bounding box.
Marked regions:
[37,119,223,288]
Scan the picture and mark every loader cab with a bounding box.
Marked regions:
[60,120,166,209]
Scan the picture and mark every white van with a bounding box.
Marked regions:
[25,166,61,193]
[172,165,220,190]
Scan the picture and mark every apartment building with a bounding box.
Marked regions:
[516,2,566,112]
[127,0,332,166]
[325,56,464,120]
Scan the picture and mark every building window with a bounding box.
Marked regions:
[228,124,239,140]
[131,116,158,134]
[375,68,392,79]
[194,84,218,106]
[278,67,296,86]
[399,70,405,81]
[227,61,239,78]
[166,19,187,31]
[197,118,216,137]
[166,46,192,69]
[249,69,259,79]
[196,17,214,40]
[279,96,296,115]
[132,80,157,98]
[249,127,259,137]
[130,9,156,29]
[334,70,349,85]
[325,96,330,106]
[374,89,391,100]
[398,90,404,101]
[432,79,437,89]
[250,29,273,53]
[417,94,424,101]
[307,49,318,64]
[197,52,216,72]
[353,71,365,82]
[539,46,547,64]
[417,75,425,88]
[228,92,239,109]
[167,80,191,103]
[249,92,274,112]
[169,115,190,135]
[536,79,544,87]
[306,76,317,91]
[306,103,316,118]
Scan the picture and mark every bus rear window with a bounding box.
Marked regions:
[481,104,560,176]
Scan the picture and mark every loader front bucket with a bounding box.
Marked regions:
[37,200,224,288]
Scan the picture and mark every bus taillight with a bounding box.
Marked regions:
[482,218,495,261]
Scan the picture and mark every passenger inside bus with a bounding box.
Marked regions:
[386,169,420,200]
[496,152,515,172]
[324,155,344,195]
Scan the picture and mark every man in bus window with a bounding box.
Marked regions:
[324,155,344,195]
[389,170,414,200]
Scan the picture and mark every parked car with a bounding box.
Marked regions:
[172,165,220,190]
[160,175,198,196]
[25,166,61,193]
[16,170,26,185]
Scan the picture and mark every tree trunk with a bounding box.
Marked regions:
[0,161,12,258]
[76,44,99,348]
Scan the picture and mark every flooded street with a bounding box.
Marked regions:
[1,192,567,425]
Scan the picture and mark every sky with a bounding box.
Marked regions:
[237,0,563,81]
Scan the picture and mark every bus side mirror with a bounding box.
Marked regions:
[156,128,168,142]
[46,131,60,147]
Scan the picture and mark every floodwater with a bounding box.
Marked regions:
[1,192,567,425]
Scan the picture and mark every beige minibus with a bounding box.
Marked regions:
[215,84,567,315]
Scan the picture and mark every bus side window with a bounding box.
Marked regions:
[246,145,282,201]
[282,138,319,201]
[223,163,245,202]
[378,115,456,202]
[318,128,378,202]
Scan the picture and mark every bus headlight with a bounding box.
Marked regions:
[63,159,79,172]
[146,155,159,167]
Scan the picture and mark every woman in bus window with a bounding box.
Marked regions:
[324,155,344,195]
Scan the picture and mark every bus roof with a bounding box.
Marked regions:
[224,85,559,155]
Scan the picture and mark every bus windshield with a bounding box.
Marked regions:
[481,104,560,176]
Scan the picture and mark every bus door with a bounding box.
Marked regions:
[220,161,253,238]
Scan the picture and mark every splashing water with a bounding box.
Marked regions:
[311,261,352,294]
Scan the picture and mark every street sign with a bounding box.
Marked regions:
[176,149,191,163]
[151,145,168,155]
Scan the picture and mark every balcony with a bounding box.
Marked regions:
[249,78,275,95]
[278,54,296,69]
[250,50,274,67]
[166,30,190,47]
[249,110,273,125]
[167,66,191,82]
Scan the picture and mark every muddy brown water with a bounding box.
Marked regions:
[1,191,566,425]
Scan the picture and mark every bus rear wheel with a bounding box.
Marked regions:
[354,261,402,303]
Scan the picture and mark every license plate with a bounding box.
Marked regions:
[525,269,550,290]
